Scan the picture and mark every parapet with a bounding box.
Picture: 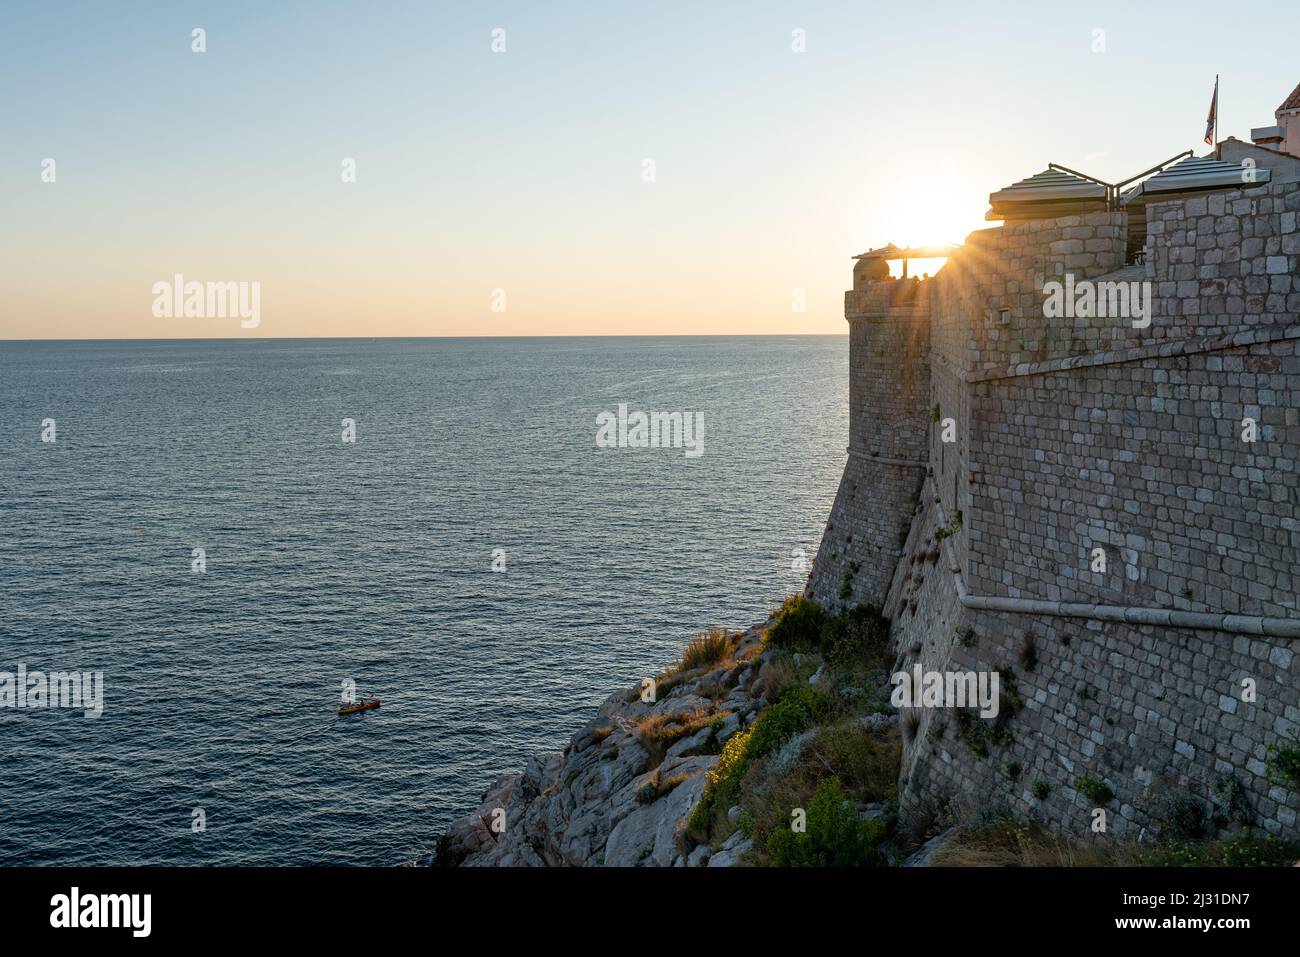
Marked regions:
[845,275,931,319]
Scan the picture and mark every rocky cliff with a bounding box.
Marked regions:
[436,624,771,867]
[438,170,1300,866]
[435,605,904,867]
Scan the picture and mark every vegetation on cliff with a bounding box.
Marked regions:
[437,593,1300,867]
[686,595,904,865]
[928,819,1300,867]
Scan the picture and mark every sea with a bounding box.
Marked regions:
[0,336,846,864]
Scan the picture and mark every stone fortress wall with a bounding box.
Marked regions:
[808,171,1300,841]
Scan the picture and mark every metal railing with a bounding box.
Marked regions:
[1049,150,1194,211]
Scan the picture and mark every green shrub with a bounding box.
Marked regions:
[934,511,962,541]
[690,686,838,844]
[767,596,892,668]
[1209,771,1252,826]
[1154,792,1207,841]
[1032,778,1050,800]
[955,707,1011,758]
[954,709,985,757]
[952,670,1020,757]
[809,721,900,802]
[817,615,850,666]
[1074,773,1114,805]
[824,604,891,669]
[925,718,947,747]
[709,728,752,790]
[688,728,754,839]
[747,685,835,759]
[766,778,887,866]
[1142,833,1300,867]
[766,594,829,651]
[837,562,860,601]
[997,668,1024,718]
[1266,741,1300,790]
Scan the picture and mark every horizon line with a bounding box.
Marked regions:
[2,332,849,344]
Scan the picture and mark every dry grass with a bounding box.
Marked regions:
[656,629,744,699]
[755,655,800,701]
[681,627,733,672]
[929,820,1300,867]
[930,820,1144,867]
[805,720,900,802]
[638,770,695,803]
[634,707,725,766]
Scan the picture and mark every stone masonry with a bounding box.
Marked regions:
[807,277,929,609]
[813,174,1300,842]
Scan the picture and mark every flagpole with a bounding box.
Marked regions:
[1215,74,1219,154]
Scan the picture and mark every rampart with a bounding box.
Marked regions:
[809,173,1300,841]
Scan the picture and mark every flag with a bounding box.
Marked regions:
[1204,75,1218,146]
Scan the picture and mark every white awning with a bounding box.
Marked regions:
[989,168,1108,206]
[1122,154,1270,202]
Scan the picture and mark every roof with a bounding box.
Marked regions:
[852,243,957,260]
[1121,154,1271,202]
[1280,81,1300,113]
[853,243,902,260]
[1223,135,1300,164]
[988,168,1108,206]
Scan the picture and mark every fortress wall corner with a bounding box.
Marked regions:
[834,179,1300,841]
[807,279,931,610]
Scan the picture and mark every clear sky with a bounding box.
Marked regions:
[3,0,1298,339]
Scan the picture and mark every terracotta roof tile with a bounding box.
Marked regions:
[1279,81,1300,113]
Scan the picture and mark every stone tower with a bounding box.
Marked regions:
[807,260,931,610]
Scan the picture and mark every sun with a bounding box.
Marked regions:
[879,190,996,278]
[897,192,989,250]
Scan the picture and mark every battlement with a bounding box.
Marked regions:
[845,275,931,317]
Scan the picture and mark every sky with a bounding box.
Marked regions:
[2,0,1298,339]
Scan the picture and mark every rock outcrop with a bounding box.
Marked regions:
[436,625,769,866]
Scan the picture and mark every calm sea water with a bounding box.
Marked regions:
[0,337,846,865]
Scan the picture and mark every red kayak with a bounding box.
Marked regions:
[338,697,380,716]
